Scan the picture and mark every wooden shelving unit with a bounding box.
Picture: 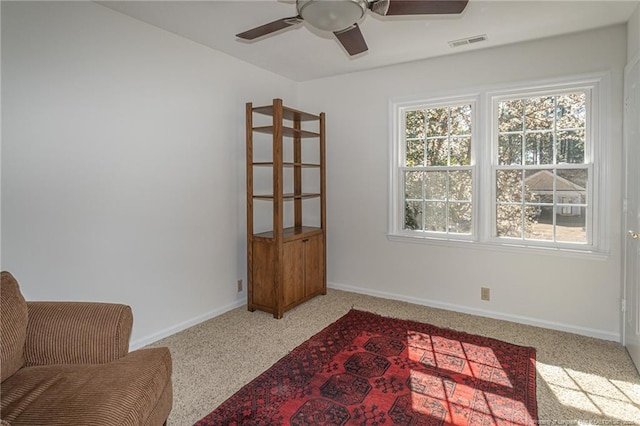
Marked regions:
[246,98,326,318]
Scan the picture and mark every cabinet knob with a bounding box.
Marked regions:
[302,239,309,242]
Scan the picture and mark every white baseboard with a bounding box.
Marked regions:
[129,298,246,350]
[129,284,620,349]
[328,282,620,342]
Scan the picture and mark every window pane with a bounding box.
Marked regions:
[525,96,554,130]
[404,201,423,230]
[525,132,553,165]
[527,205,553,241]
[449,202,472,234]
[498,134,522,165]
[405,171,423,199]
[556,206,587,243]
[557,93,586,130]
[400,102,475,237]
[450,137,471,165]
[425,201,446,232]
[449,170,472,202]
[498,99,524,132]
[450,105,472,135]
[497,170,523,202]
[496,204,523,238]
[556,130,585,164]
[491,87,593,247]
[427,108,448,137]
[406,139,425,166]
[525,169,553,203]
[557,169,588,204]
[406,110,425,139]
[425,171,446,200]
[426,138,448,166]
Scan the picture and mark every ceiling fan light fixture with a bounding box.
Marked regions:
[236,0,469,57]
[297,0,368,32]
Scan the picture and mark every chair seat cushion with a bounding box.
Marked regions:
[0,348,172,425]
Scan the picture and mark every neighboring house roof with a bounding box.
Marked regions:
[524,170,585,193]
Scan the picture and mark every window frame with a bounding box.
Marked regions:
[390,95,480,242]
[389,74,610,257]
[489,86,594,248]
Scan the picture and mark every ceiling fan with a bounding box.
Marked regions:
[236,0,469,56]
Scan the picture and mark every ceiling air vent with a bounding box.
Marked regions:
[448,34,488,48]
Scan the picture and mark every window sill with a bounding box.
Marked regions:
[386,233,610,260]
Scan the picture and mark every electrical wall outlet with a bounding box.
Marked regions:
[237,279,243,292]
[481,287,490,301]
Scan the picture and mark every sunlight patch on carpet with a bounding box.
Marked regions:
[537,361,640,423]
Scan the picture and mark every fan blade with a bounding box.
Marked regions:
[334,24,368,56]
[236,16,301,40]
[370,0,468,16]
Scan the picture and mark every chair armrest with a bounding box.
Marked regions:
[24,301,133,366]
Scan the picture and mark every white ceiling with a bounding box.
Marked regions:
[99,0,638,81]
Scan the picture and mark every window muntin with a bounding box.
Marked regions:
[493,91,590,245]
[401,103,474,235]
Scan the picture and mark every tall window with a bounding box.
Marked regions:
[390,76,606,254]
[493,91,590,244]
[401,101,474,236]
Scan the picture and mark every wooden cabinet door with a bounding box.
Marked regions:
[251,240,276,309]
[303,234,325,297]
[282,240,304,308]
[281,234,325,310]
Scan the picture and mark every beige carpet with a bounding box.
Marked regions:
[148,289,640,425]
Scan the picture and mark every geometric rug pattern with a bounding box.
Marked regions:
[195,309,537,425]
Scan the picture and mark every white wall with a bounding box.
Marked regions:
[298,25,627,341]
[1,1,297,346]
[628,4,640,62]
[1,2,629,345]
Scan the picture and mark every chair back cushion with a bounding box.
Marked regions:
[1,271,28,382]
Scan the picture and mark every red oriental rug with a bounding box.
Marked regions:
[195,309,537,426]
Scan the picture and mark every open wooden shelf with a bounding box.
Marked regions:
[253,104,319,121]
[253,162,320,168]
[253,125,320,138]
[246,98,326,319]
[253,193,321,200]
[253,226,323,242]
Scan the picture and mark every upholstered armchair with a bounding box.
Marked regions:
[0,271,172,425]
